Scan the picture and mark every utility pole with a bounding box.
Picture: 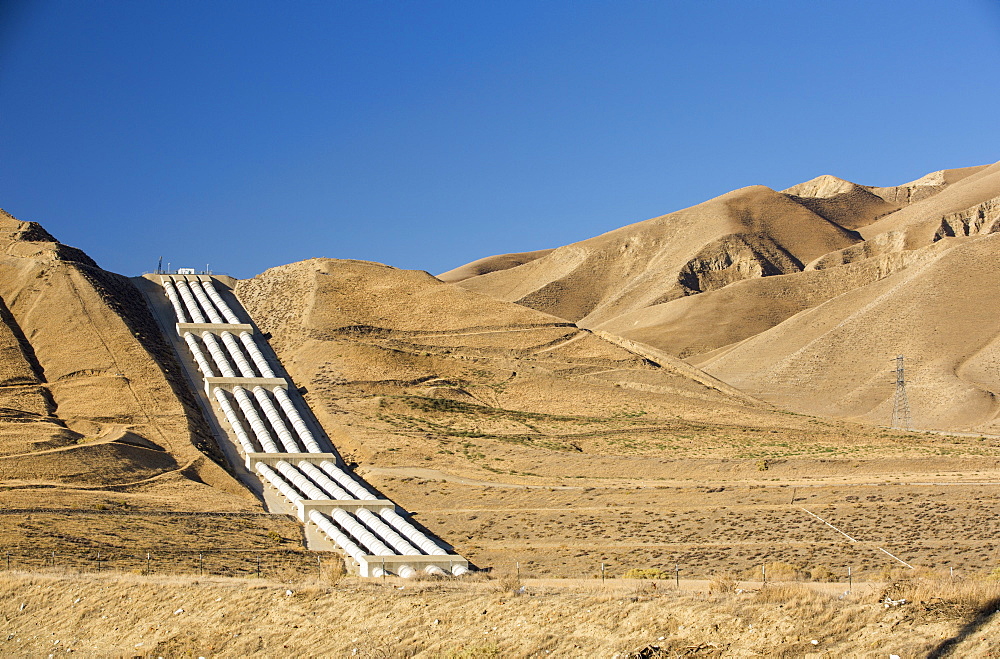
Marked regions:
[891,355,912,430]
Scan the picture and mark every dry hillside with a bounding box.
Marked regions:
[235,258,1000,579]
[448,162,1000,432]
[0,210,298,561]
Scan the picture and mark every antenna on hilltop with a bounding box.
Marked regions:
[157,256,163,275]
[891,355,912,431]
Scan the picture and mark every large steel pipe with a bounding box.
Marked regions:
[275,461,326,500]
[297,461,352,500]
[182,333,216,378]
[220,332,258,377]
[202,333,237,378]
[189,280,225,324]
[306,510,385,577]
[255,462,303,503]
[318,461,377,500]
[214,388,256,453]
[174,280,208,324]
[379,508,448,556]
[355,508,422,556]
[198,279,241,324]
[161,280,189,323]
[274,388,323,453]
[239,332,277,377]
[233,387,280,453]
[253,387,302,453]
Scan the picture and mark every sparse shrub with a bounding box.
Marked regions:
[709,572,737,594]
[623,568,668,580]
[266,530,284,545]
[443,642,502,659]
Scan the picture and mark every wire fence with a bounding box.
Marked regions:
[0,547,341,581]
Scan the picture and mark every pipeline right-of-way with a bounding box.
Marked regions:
[154,274,468,578]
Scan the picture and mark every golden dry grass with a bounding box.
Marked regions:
[1,569,999,657]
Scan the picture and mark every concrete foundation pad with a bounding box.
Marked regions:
[207,376,289,395]
[297,499,396,517]
[177,322,254,337]
[246,452,340,470]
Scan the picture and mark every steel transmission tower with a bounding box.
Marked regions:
[891,355,912,430]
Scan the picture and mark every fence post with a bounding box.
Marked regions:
[316,555,322,580]
[256,555,261,579]
[199,552,204,576]
[5,552,9,571]
[97,552,102,572]
[146,551,151,575]
[50,551,55,568]
[601,562,605,583]
[848,566,852,592]
[675,564,680,589]
[762,564,766,586]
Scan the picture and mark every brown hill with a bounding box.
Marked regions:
[452,185,861,327]
[0,210,250,505]
[449,162,1000,433]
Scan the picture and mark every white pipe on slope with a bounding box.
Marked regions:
[239,332,276,377]
[233,387,279,453]
[198,279,241,324]
[378,508,448,557]
[274,388,323,453]
[293,462,422,556]
[214,388,256,454]
[253,387,302,453]
[317,460,377,500]
[255,462,302,503]
[297,461,352,500]
[220,332,258,377]
[174,280,208,324]
[202,333,237,378]
[161,280,189,323]
[306,510,385,577]
[189,280,225,324]
[273,461,414,577]
[182,333,216,377]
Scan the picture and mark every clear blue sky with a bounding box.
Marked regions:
[2,1,998,278]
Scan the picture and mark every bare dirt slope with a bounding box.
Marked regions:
[234,257,1000,579]
[0,210,257,523]
[448,162,1000,433]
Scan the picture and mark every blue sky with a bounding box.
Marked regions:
[1,1,998,278]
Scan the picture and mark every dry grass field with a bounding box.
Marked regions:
[1,569,999,657]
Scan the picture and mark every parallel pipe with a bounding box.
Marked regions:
[253,387,302,453]
[318,460,377,500]
[274,388,323,453]
[379,508,448,557]
[182,333,216,378]
[275,460,327,500]
[307,510,385,577]
[255,462,303,503]
[214,388,256,453]
[202,333,237,378]
[233,387,279,453]
[174,280,208,324]
[220,332,258,378]
[198,279,241,324]
[189,280,225,324]
[161,280,189,323]
[240,332,276,377]
[297,461,353,500]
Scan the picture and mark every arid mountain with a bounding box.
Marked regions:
[0,209,248,503]
[447,162,1000,432]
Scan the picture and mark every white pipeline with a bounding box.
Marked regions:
[220,332,258,377]
[161,280,189,323]
[174,280,208,324]
[202,333,237,378]
[233,387,279,453]
[182,333,216,377]
[318,460,377,500]
[214,388,256,454]
[306,510,383,576]
[255,462,303,503]
[189,280,225,324]
[253,387,302,452]
[274,388,323,453]
[240,332,276,377]
[297,461,353,500]
[198,279,242,324]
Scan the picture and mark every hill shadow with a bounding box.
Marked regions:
[926,596,1000,658]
